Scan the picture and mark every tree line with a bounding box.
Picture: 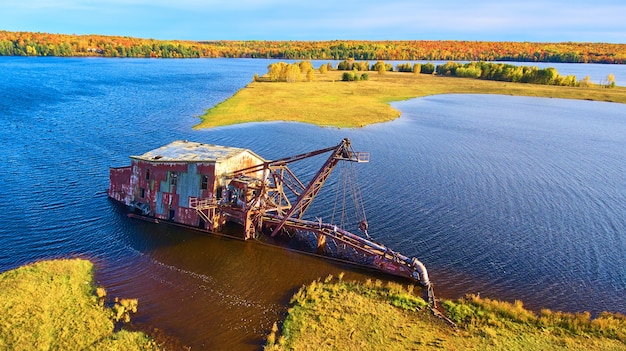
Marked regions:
[1,31,625,64]
[435,61,616,87]
[263,60,617,87]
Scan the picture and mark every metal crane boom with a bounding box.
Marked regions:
[269,138,368,237]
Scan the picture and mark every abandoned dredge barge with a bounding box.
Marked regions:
[108,138,434,302]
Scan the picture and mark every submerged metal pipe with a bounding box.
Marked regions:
[411,257,430,287]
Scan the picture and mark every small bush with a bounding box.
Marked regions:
[413,63,421,75]
[396,63,413,72]
[342,71,367,82]
[420,62,435,74]
[113,298,138,323]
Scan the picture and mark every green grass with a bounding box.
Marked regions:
[265,275,626,351]
[0,259,159,351]
[195,70,626,129]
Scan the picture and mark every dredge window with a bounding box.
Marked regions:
[170,172,177,186]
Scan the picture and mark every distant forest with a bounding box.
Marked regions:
[1,31,625,64]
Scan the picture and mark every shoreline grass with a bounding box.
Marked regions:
[195,70,626,129]
[265,275,626,351]
[0,259,160,351]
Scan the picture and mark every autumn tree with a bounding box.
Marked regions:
[266,61,307,82]
[337,58,356,70]
[535,67,558,85]
[421,62,435,74]
[372,61,388,74]
[396,63,413,72]
[606,73,616,88]
[3,31,624,64]
[413,63,421,75]
[268,62,286,81]
[306,69,315,82]
[357,61,369,71]
[284,64,302,82]
[299,60,313,73]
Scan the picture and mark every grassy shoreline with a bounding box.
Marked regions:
[196,70,626,129]
[5,260,623,350]
[0,259,160,350]
[265,276,626,351]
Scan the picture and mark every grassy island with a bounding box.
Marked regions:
[0,259,159,351]
[264,275,626,351]
[196,68,626,129]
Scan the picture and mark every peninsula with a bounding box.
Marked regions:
[196,64,626,129]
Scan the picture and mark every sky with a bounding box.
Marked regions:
[3,0,625,43]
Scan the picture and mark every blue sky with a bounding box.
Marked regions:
[3,0,625,42]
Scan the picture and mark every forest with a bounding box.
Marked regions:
[1,30,625,64]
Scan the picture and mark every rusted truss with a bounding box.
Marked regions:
[225,138,369,238]
[217,138,434,303]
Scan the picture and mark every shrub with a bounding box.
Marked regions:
[337,58,356,70]
[455,66,482,78]
[266,61,307,82]
[436,61,460,76]
[305,69,315,82]
[113,298,138,323]
[606,73,616,88]
[413,63,421,75]
[579,75,595,87]
[299,60,313,73]
[342,71,367,81]
[420,62,435,74]
[342,72,354,81]
[396,63,413,72]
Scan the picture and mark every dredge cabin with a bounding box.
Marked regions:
[108,140,265,235]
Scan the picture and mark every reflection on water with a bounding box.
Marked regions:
[96,212,396,348]
[1,57,625,349]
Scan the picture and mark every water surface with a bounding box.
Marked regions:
[1,57,625,349]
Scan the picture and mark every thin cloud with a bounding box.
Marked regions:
[3,0,624,41]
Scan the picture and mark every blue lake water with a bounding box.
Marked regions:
[1,57,625,349]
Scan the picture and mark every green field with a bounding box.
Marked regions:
[196,69,626,129]
[264,276,626,351]
[0,259,159,351]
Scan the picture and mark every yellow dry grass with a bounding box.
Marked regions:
[0,259,159,351]
[264,276,626,351]
[195,70,626,129]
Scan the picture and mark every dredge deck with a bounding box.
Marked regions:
[108,138,435,304]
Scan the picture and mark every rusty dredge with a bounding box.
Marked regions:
[108,138,435,304]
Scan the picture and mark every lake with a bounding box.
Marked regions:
[0,57,624,350]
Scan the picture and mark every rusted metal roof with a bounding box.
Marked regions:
[130,140,264,163]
